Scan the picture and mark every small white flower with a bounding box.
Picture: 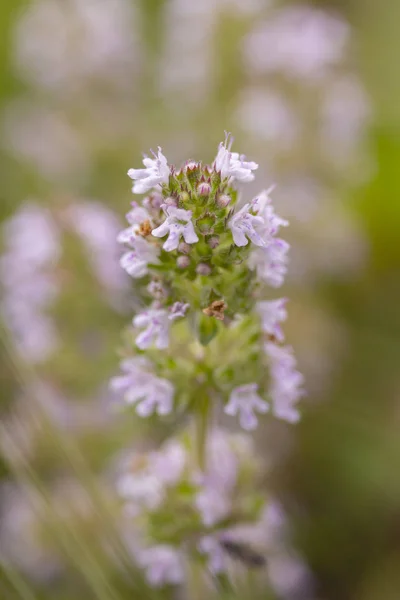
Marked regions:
[138,545,184,587]
[257,299,287,342]
[119,237,160,278]
[168,301,189,320]
[228,203,266,247]
[128,147,170,194]
[265,342,304,423]
[152,206,199,251]
[224,383,269,430]
[117,204,153,243]
[133,308,170,349]
[214,133,258,182]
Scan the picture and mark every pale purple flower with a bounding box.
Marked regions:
[142,192,163,214]
[237,89,298,148]
[117,442,185,516]
[244,7,349,80]
[149,440,187,486]
[0,203,61,363]
[249,238,290,288]
[224,384,269,430]
[66,201,128,298]
[198,536,226,574]
[257,299,288,342]
[214,133,258,182]
[119,237,160,278]
[194,430,238,526]
[268,553,313,599]
[4,101,89,181]
[133,308,170,349]
[204,430,239,489]
[260,502,287,548]
[195,487,232,527]
[228,203,267,247]
[13,0,138,91]
[110,357,174,416]
[2,203,60,268]
[265,342,304,423]
[147,279,167,300]
[251,189,288,236]
[127,203,152,225]
[168,302,189,321]
[3,309,59,364]
[110,357,153,392]
[128,147,170,194]
[117,204,153,244]
[133,377,174,417]
[247,190,290,285]
[138,545,184,587]
[321,76,371,168]
[152,206,199,251]
[117,472,164,513]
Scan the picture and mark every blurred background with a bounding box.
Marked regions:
[1,0,400,598]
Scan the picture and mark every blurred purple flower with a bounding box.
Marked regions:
[265,342,305,423]
[110,357,174,416]
[257,299,287,342]
[224,383,269,430]
[133,308,171,350]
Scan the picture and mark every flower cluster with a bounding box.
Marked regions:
[117,429,310,594]
[113,134,303,425]
[118,431,264,583]
[112,135,305,591]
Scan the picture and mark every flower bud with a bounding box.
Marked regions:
[177,256,190,269]
[143,193,163,212]
[147,280,167,300]
[197,182,211,196]
[180,191,190,203]
[196,263,212,276]
[164,196,177,207]
[178,241,191,254]
[217,194,231,208]
[185,161,198,171]
[207,236,220,249]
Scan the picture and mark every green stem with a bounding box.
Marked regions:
[195,391,211,471]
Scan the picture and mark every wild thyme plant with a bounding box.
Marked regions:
[111,134,305,590]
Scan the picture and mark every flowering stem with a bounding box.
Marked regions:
[195,392,210,471]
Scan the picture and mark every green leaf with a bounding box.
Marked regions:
[197,313,219,345]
